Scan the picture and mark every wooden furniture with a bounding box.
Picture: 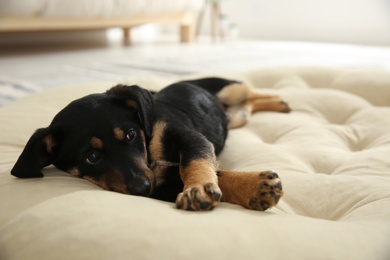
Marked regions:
[0,12,195,44]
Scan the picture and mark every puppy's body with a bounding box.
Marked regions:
[12,78,288,211]
[150,81,228,202]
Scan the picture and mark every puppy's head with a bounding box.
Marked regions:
[11,84,155,196]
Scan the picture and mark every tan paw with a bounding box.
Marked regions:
[246,171,283,211]
[176,183,222,211]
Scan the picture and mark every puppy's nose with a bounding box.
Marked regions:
[129,177,151,196]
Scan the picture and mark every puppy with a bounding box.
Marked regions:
[11,77,289,211]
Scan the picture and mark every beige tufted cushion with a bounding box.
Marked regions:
[0,67,389,259]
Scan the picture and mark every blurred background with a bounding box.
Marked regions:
[223,0,390,45]
[1,0,389,46]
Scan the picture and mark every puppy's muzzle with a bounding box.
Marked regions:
[128,175,151,196]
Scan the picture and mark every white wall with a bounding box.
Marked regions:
[220,0,390,45]
[1,0,389,46]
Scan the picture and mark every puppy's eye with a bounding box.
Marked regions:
[125,129,137,143]
[86,151,102,165]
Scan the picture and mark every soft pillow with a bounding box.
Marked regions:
[1,67,389,260]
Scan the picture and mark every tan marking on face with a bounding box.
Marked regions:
[113,128,125,141]
[91,137,104,150]
[68,167,80,177]
[140,130,147,162]
[133,155,155,194]
[140,129,145,141]
[44,134,55,153]
[83,176,110,190]
[83,170,127,193]
[126,100,138,109]
[103,170,127,193]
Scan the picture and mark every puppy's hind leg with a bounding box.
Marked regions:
[226,98,290,129]
[216,82,290,129]
[245,97,291,114]
[225,105,251,129]
[216,82,282,106]
[216,83,253,106]
[215,83,266,129]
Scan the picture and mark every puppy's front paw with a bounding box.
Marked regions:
[176,183,222,211]
[247,171,283,211]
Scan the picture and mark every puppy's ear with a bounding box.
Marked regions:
[107,84,154,139]
[11,127,56,178]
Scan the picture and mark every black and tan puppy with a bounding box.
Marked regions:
[11,77,289,211]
